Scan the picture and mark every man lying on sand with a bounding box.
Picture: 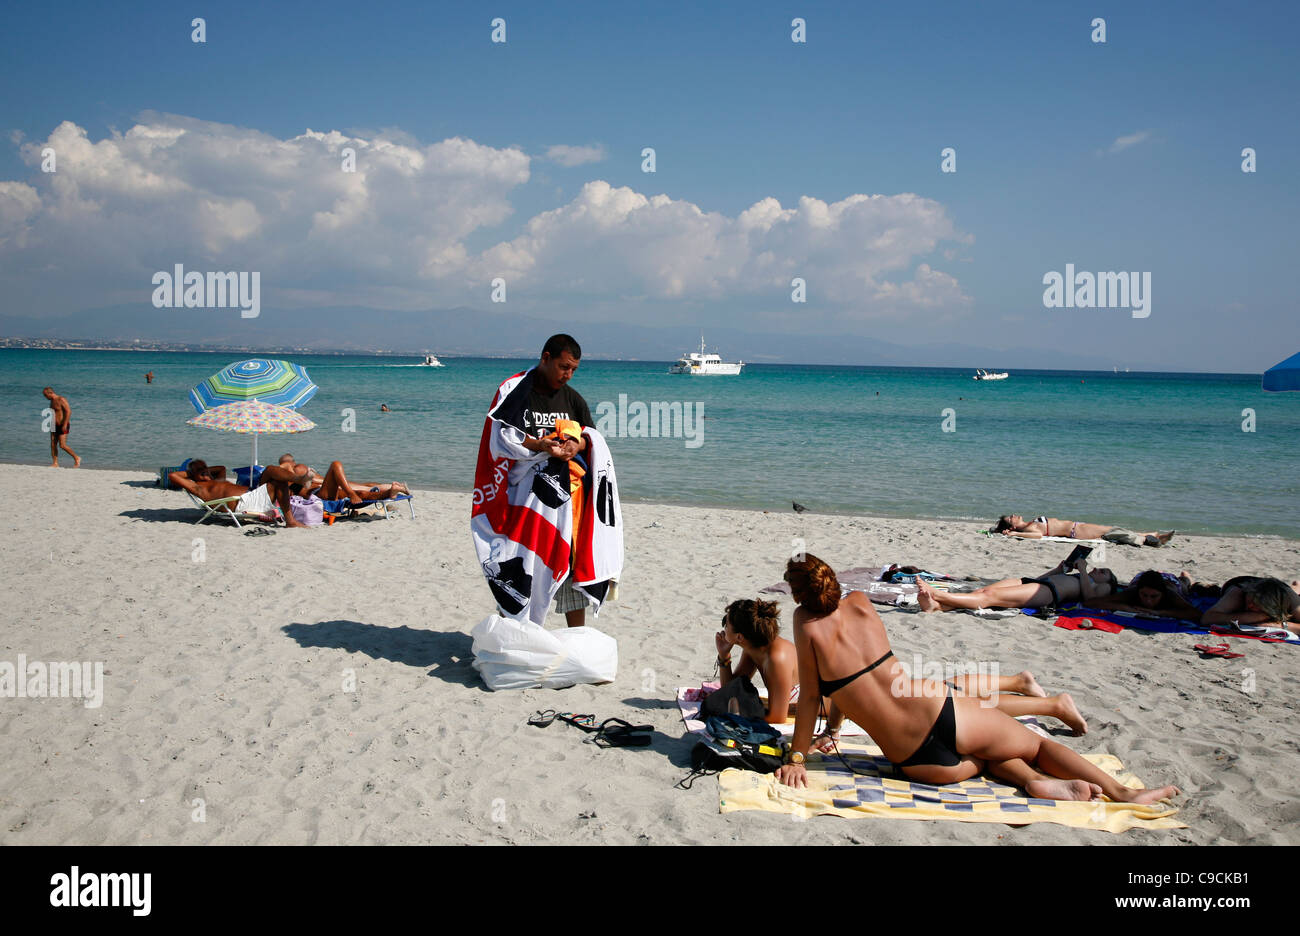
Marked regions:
[995,514,1173,546]
[776,555,1179,804]
[718,597,1088,733]
[914,554,1118,612]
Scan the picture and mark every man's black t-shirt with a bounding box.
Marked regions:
[522,379,593,438]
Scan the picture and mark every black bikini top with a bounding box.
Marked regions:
[819,650,894,696]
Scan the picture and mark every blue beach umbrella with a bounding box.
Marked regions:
[1262,352,1300,392]
[189,358,319,414]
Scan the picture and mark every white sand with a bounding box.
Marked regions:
[1,463,1297,845]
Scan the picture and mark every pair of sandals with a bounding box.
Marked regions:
[528,710,653,747]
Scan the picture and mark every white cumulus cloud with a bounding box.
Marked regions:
[1,116,969,323]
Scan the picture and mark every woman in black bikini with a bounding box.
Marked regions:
[775,555,1180,805]
[912,555,1118,613]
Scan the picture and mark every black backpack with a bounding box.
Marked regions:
[691,713,785,774]
[698,676,766,721]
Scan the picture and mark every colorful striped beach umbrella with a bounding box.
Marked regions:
[186,400,316,472]
[189,358,318,414]
[1262,351,1300,392]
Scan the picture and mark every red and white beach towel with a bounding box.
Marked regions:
[471,368,623,626]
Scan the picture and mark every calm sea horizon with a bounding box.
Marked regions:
[2,348,1296,539]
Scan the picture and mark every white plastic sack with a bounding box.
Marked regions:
[470,614,618,691]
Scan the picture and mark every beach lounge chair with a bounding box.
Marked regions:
[318,490,416,522]
[184,490,283,528]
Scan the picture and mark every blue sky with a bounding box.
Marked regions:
[2,0,1298,369]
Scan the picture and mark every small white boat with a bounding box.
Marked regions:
[418,354,445,367]
[973,369,1008,381]
[668,336,743,375]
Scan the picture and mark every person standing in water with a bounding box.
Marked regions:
[43,387,80,467]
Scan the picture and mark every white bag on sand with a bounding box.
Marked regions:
[470,614,618,691]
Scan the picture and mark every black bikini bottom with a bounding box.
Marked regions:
[897,694,961,768]
[1020,576,1061,607]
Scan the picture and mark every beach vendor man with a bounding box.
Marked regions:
[472,334,622,628]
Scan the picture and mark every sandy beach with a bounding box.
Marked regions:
[1,461,1297,846]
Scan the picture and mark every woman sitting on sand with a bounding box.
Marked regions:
[775,555,1180,805]
[913,554,1118,613]
[1202,577,1300,634]
[719,599,1088,734]
[994,514,1174,547]
[1078,570,1203,621]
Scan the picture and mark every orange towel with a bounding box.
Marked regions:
[549,420,586,538]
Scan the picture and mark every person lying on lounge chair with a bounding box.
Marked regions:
[1073,570,1203,621]
[276,454,409,506]
[913,554,1118,613]
[993,514,1174,547]
[1201,577,1300,635]
[168,460,316,527]
[182,460,227,482]
[718,598,1088,734]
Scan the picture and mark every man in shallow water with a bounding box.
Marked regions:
[43,387,80,468]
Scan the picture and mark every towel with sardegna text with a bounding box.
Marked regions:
[471,368,623,626]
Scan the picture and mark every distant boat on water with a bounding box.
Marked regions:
[668,336,743,375]
[418,354,445,367]
[973,369,1008,381]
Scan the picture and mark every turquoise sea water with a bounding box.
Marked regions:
[2,349,1297,538]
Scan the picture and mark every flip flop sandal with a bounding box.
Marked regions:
[1193,642,1244,659]
[243,527,277,537]
[528,711,597,731]
[586,718,653,747]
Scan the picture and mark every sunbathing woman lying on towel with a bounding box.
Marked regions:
[1076,570,1203,621]
[994,514,1174,547]
[913,554,1118,613]
[718,598,1088,733]
[1202,577,1300,635]
[775,555,1180,804]
[276,454,409,506]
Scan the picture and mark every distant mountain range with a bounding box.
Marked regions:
[0,302,1179,371]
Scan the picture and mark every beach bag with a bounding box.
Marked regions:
[692,714,785,774]
[699,675,766,720]
[702,717,780,774]
[289,494,324,526]
[470,614,618,690]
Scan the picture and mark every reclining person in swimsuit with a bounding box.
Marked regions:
[994,514,1174,547]
[1202,577,1300,635]
[718,599,1088,734]
[913,555,1118,613]
[775,555,1179,804]
[276,454,409,507]
[1079,570,1203,621]
[168,459,317,527]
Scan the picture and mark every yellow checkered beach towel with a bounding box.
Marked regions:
[719,739,1183,832]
